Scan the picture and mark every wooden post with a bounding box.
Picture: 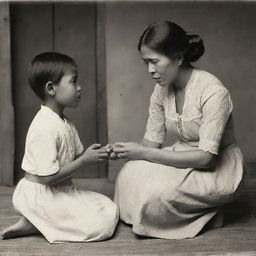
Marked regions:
[0,2,14,186]
[96,2,108,177]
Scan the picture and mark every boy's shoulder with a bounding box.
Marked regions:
[27,107,59,137]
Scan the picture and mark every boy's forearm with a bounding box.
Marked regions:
[74,150,85,160]
[40,157,85,185]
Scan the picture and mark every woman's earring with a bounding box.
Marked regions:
[178,56,183,66]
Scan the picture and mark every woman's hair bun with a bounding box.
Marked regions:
[184,34,205,62]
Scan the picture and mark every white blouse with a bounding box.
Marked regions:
[144,68,235,155]
[22,105,84,176]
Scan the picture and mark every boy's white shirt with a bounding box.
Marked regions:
[22,105,84,176]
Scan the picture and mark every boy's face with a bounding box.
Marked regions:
[54,67,81,108]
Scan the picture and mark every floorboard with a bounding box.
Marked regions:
[0,179,256,256]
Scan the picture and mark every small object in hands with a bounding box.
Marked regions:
[104,144,114,158]
[110,151,118,160]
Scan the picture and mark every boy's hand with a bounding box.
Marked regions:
[81,144,109,164]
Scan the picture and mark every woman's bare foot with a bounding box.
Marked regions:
[1,216,40,239]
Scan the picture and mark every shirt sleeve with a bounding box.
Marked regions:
[198,87,233,155]
[144,84,166,144]
[22,128,60,176]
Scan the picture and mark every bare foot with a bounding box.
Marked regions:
[1,216,40,240]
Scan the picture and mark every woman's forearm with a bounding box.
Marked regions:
[141,147,216,169]
[141,138,162,148]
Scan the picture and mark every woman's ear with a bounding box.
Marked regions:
[45,81,55,96]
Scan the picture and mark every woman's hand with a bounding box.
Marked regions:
[112,142,146,160]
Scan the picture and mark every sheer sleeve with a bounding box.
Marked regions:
[144,85,166,144]
[199,87,233,155]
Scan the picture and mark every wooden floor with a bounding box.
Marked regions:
[1,179,256,256]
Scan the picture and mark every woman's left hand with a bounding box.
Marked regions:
[112,142,146,160]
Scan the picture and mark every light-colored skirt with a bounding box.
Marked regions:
[114,141,244,239]
[13,178,119,243]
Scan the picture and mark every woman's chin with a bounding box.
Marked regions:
[157,80,167,87]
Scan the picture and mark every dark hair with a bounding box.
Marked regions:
[138,21,205,63]
[28,52,77,100]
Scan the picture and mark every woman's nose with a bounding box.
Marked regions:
[148,63,156,74]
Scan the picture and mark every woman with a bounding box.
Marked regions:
[113,21,244,239]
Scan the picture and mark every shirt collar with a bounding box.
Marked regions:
[40,105,67,122]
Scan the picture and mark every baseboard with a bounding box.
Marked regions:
[244,162,256,189]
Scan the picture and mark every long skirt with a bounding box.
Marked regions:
[114,141,244,239]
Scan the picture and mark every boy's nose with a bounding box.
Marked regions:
[77,84,82,92]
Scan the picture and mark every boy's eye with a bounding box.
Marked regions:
[150,60,159,64]
[70,75,78,84]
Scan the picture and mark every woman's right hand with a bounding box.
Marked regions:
[81,144,109,164]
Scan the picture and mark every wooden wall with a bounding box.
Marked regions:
[7,2,107,182]
[0,3,14,186]
[105,1,256,180]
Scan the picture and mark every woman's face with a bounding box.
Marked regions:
[140,45,180,87]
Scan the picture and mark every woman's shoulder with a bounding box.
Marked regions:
[195,68,227,91]
[187,68,231,108]
[193,68,230,98]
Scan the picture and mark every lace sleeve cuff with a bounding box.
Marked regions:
[144,130,165,144]
[199,138,219,155]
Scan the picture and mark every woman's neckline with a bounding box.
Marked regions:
[173,68,196,116]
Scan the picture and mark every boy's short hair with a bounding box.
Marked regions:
[28,52,77,100]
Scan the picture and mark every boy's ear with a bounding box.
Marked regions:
[45,81,55,96]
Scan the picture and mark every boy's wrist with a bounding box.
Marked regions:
[77,154,88,166]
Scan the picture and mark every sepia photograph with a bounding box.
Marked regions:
[0,0,256,255]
